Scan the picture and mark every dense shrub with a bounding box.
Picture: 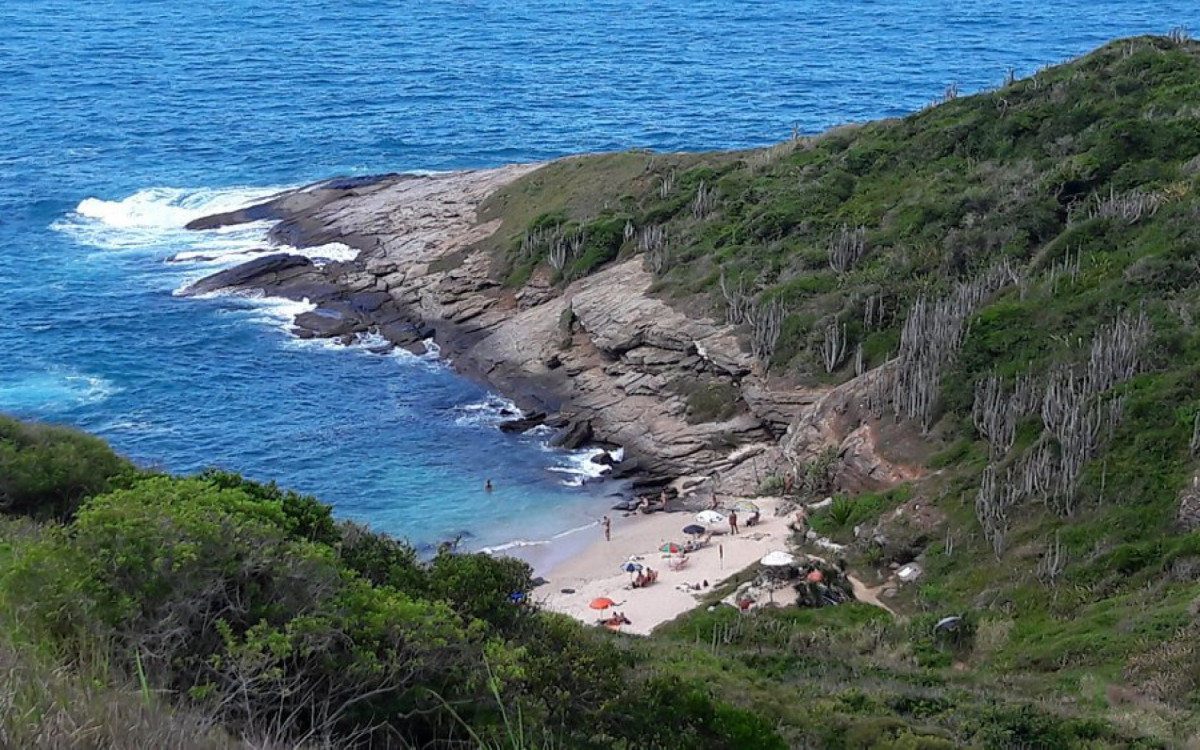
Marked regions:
[0,415,133,519]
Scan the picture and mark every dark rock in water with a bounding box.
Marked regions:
[294,309,359,338]
[184,173,402,232]
[379,320,428,347]
[499,411,547,433]
[500,408,517,417]
[551,419,593,450]
[183,253,313,296]
[347,290,393,315]
[590,452,615,466]
[609,456,641,479]
[543,413,570,429]
[184,201,287,231]
[322,174,399,190]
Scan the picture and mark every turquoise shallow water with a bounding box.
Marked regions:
[1,1,1196,551]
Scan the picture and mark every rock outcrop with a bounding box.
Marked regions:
[182,163,920,494]
[780,365,926,494]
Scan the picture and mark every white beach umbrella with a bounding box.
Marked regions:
[759,550,796,567]
[696,510,726,526]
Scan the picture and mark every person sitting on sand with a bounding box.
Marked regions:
[638,496,651,514]
[747,509,761,527]
[787,507,808,533]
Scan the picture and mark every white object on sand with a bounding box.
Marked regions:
[696,510,727,526]
[759,550,796,567]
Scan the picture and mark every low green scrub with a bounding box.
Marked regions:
[0,415,134,520]
[0,440,782,749]
[810,485,913,537]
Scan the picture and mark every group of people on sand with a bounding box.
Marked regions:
[602,611,631,629]
[636,489,672,515]
[632,567,658,588]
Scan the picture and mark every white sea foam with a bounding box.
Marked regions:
[54,184,401,352]
[54,186,284,254]
[0,369,118,412]
[548,447,613,486]
[453,394,521,427]
[239,295,320,331]
[478,538,552,554]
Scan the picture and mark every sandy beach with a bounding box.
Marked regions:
[530,496,796,635]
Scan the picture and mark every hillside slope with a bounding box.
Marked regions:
[472,33,1200,738]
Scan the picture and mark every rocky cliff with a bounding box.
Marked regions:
[182,164,915,497]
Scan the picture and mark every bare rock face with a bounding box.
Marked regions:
[780,365,925,495]
[183,163,891,493]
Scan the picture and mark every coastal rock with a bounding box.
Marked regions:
[551,419,593,450]
[781,365,926,495]
[590,451,615,466]
[182,253,315,296]
[181,163,881,496]
[498,412,547,433]
[184,174,403,232]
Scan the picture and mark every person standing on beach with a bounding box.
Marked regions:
[729,509,739,535]
[602,515,611,542]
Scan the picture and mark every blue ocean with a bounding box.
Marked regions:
[1,1,1195,552]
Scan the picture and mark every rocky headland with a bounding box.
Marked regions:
[181,162,919,498]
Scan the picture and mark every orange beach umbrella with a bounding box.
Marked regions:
[589,597,616,610]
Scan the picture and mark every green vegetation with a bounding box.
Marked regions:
[10,33,1200,748]
[0,421,780,748]
[472,34,1200,745]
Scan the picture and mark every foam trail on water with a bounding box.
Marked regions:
[54,186,286,253]
[0,368,118,412]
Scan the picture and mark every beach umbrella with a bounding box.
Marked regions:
[732,500,759,513]
[696,510,726,526]
[620,561,644,574]
[682,524,706,537]
[589,597,616,610]
[759,550,796,567]
[659,542,683,554]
